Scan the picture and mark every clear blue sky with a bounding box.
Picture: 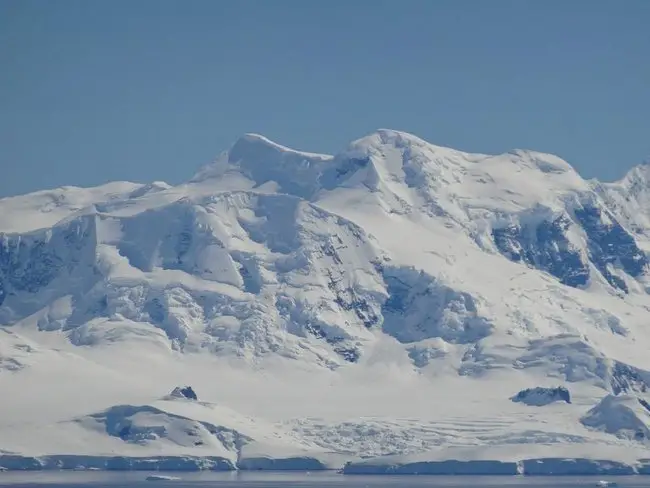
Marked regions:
[1,0,649,197]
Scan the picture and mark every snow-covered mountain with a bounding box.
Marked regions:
[2,129,650,473]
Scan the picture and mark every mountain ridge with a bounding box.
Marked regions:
[2,129,650,471]
[2,129,648,233]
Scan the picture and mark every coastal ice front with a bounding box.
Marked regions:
[2,130,650,474]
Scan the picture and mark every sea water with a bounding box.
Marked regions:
[0,471,649,488]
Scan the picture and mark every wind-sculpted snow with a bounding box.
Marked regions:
[3,129,650,471]
[191,134,333,199]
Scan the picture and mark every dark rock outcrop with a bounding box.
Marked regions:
[493,215,589,288]
[170,386,198,400]
[573,204,647,293]
[493,203,648,293]
[511,386,571,406]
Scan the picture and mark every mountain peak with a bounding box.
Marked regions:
[621,157,650,184]
[231,133,298,155]
[229,133,332,162]
[346,128,462,155]
[190,133,334,197]
[234,129,460,162]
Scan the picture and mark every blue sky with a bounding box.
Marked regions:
[1,0,648,197]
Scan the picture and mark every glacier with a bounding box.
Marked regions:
[2,129,650,474]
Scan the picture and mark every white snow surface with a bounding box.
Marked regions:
[2,129,650,473]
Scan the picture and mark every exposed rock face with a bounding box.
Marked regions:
[511,386,571,406]
[492,213,590,288]
[492,203,648,293]
[170,386,198,401]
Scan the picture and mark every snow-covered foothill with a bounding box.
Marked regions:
[581,394,650,442]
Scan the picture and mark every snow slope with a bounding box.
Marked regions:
[2,129,650,473]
